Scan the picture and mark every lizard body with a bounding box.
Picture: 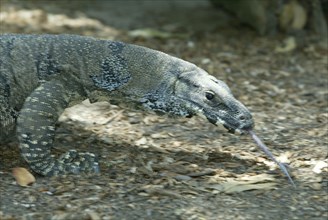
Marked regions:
[0,34,253,176]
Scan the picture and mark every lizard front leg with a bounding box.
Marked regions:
[17,80,99,176]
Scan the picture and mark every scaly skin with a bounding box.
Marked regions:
[0,34,253,176]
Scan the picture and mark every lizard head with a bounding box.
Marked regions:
[174,67,254,134]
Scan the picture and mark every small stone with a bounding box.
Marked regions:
[174,175,192,181]
[310,183,322,190]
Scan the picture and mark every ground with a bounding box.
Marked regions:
[0,0,327,219]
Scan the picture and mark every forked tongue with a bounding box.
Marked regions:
[248,130,295,187]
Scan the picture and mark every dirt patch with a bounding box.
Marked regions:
[0,1,327,219]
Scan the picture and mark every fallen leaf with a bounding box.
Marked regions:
[135,137,147,146]
[206,174,277,193]
[312,161,328,174]
[12,167,36,187]
[187,169,216,177]
[275,37,297,53]
[128,28,187,39]
[221,182,277,193]
[86,211,101,220]
[141,185,181,198]
[238,173,276,183]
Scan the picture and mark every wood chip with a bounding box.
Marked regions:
[12,167,36,187]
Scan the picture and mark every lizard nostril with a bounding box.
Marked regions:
[239,115,246,121]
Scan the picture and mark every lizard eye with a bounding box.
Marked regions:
[205,91,215,100]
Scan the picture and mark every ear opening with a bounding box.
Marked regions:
[176,71,201,88]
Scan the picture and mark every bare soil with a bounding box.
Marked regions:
[0,1,327,219]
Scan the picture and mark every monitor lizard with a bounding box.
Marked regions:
[0,34,255,176]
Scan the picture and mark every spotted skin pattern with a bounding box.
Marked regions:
[0,34,253,176]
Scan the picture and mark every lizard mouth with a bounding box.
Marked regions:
[206,114,253,135]
[223,124,236,134]
[178,97,254,134]
[202,111,239,134]
[222,120,254,134]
